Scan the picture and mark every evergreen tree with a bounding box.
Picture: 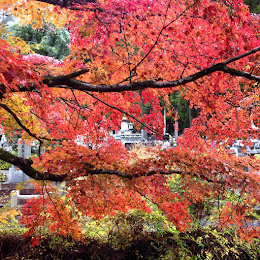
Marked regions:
[168,92,199,135]
[8,21,70,60]
[244,0,260,13]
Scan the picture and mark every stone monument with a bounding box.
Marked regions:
[8,139,31,183]
[112,117,148,147]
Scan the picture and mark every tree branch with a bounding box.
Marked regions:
[0,148,66,181]
[84,169,223,184]
[1,46,259,96]
[42,68,89,85]
[41,46,260,92]
[0,103,58,143]
[0,147,183,181]
[0,103,43,143]
[33,0,96,8]
[84,169,184,179]
[222,66,260,81]
[0,146,224,184]
[222,46,260,65]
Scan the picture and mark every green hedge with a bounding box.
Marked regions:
[0,209,260,260]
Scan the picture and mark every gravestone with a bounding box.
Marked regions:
[8,166,29,183]
[18,138,31,159]
[7,139,31,183]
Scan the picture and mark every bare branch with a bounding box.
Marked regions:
[222,66,260,81]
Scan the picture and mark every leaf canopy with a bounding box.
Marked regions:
[0,0,259,242]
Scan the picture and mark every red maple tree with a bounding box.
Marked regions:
[0,0,260,242]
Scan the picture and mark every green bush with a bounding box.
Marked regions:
[0,159,11,170]
[0,210,260,259]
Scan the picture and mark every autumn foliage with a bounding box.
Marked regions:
[0,0,260,244]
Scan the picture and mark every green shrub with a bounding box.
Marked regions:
[0,159,11,170]
[0,210,260,259]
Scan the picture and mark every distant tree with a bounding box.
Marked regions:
[168,92,199,135]
[244,0,260,13]
[7,21,70,59]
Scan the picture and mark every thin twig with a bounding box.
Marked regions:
[83,91,164,137]
[0,103,43,144]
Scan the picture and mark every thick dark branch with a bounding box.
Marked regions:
[75,169,223,184]
[42,69,89,85]
[41,46,260,93]
[1,47,259,96]
[0,148,66,181]
[0,148,183,181]
[85,169,184,179]
[47,64,260,93]
[222,66,260,81]
[34,0,96,8]
[0,147,223,184]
